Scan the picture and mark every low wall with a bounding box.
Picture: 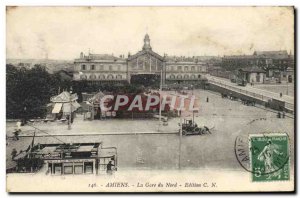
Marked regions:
[208,83,267,106]
[207,83,293,114]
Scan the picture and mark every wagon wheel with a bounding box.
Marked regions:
[194,127,201,134]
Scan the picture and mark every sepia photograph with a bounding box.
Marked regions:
[5,6,295,192]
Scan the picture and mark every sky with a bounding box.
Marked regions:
[6,6,294,60]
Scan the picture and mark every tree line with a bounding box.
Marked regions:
[6,64,145,119]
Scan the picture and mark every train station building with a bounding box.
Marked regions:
[73,34,208,85]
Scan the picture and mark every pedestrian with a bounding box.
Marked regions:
[11,148,17,160]
[106,161,115,175]
[13,129,19,141]
[206,97,209,103]
[277,112,281,118]
[16,121,22,131]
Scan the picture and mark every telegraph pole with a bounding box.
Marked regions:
[158,69,163,132]
[286,80,289,95]
[68,87,73,130]
[178,110,182,169]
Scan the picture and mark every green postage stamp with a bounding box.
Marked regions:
[250,133,290,182]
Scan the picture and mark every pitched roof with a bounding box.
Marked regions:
[83,53,125,61]
[223,55,254,59]
[127,49,164,61]
[50,91,78,103]
[165,56,196,62]
[239,66,266,73]
[253,50,289,59]
[88,91,105,104]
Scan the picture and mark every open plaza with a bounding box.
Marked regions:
[6,89,294,171]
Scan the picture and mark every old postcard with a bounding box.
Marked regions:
[6,6,295,192]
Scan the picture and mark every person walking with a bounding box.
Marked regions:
[11,149,17,160]
[106,161,115,175]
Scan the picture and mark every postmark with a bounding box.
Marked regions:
[235,133,290,182]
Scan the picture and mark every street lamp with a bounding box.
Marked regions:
[68,87,73,130]
[23,106,27,125]
[286,80,289,95]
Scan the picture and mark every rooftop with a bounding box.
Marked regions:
[239,66,266,73]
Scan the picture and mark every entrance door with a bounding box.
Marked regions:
[256,73,260,82]
[94,107,101,119]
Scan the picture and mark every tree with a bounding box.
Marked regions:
[6,64,64,119]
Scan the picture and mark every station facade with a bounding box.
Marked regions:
[73,34,208,85]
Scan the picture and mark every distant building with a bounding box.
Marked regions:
[54,69,73,81]
[73,34,210,85]
[221,50,294,81]
[237,66,266,84]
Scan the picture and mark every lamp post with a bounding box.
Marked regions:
[286,80,289,96]
[23,106,27,125]
[178,110,182,169]
[157,68,163,132]
[68,87,73,130]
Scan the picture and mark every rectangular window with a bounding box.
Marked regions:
[191,66,195,71]
[178,66,182,71]
[74,165,83,174]
[84,162,93,174]
[99,65,104,70]
[81,65,86,70]
[54,163,62,175]
[109,65,113,71]
[91,65,95,70]
[64,166,73,174]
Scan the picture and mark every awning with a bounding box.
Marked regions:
[52,103,63,114]
[62,102,81,113]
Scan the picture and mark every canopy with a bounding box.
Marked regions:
[50,91,78,103]
[52,103,63,114]
[62,101,81,113]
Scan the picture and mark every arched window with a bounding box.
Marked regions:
[81,64,86,70]
[191,74,196,79]
[184,66,189,71]
[177,74,182,79]
[107,74,114,79]
[116,74,122,79]
[99,74,105,80]
[170,74,175,79]
[184,74,189,79]
[89,74,96,80]
[80,74,87,80]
